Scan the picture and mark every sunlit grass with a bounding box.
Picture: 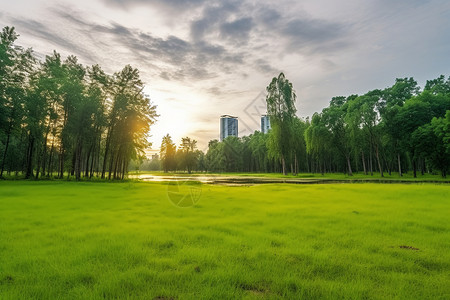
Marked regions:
[0,181,449,299]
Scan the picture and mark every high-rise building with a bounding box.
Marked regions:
[261,115,271,134]
[220,115,238,141]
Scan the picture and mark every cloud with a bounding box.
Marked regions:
[13,5,249,83]
[277,15,351,55]
[253,59,276,74]
[220,17,253,41]
[103,0,205,10]
[257,7,281,24]
[6,17,98,63]
[283,18,344,43]
[190,1,240,41]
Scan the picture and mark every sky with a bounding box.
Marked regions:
[1,0,450,153]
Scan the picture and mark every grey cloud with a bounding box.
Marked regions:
[7,0,350,88]
[282,18,349,53]
[7,4,247,83]
[253,58,276,74]
[7,17,98,63]
[257,8,281,24]
[320,59,337,70]
[104,0,205,10]
[52,7,246,82]
[189,1,352,61]
[220,17,253,41]
[207,87,221,95]
[160,71,171,80]
[190,1,239,41]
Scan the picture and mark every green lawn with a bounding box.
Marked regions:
[0,181,449,299]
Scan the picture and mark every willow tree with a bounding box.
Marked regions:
[266,72,297,175]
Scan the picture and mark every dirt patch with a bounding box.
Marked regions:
[239,283,267,295]
[399,245,419,250]
[0,275,14,285]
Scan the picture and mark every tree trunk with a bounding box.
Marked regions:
[361,151,367,175]
[281,156,286,175]
[25,136,35,179]
[35,146,42,180]
[113,150,120,179]
[47,138,55,177]
[346,155,353,176]
[58,144,64,179]
[102,124,114,179]
[85,145,92,178]
[0,123,12,178]
[75,142,82,181]
[375,144,383,177]
[36,135,49,180]
[413,159,417,178]
[70,149,77,177]
[397,153,402,177]
[420,158,424,176]
[295,155,298,175]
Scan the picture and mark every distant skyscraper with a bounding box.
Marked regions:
[220,115,238,141]
[261,115,271,134]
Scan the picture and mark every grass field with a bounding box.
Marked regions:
[0,181,449,299]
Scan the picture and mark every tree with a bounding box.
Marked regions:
[347,92,384,176]
[0,26,158,180]
[179,137,198,174]
[291,117,307,175]
[102,65,157,179]
[266,72,297,175]
[412,114,449,177]
[0,27,34,177]
[160,134,177,172]
[322,97,354,176]
[394,91,450,176]
[380,78,419,176]
[424,75,450,95]
[222,136,242,172]
[205,139,225,172]
[305,113,332,174]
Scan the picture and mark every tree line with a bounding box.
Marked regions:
[159,73,449,177]
[2,26,448,179]
[0,26,157,180]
